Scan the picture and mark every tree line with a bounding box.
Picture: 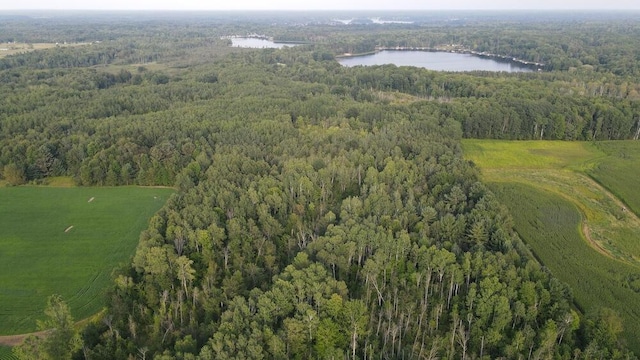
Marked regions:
[1,13,637,359]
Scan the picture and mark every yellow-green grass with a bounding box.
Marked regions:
[461,139,605,170]
[490,182,640,353]
[0,186,173,335]
[0,42,89,58]
[41,176,76,187]
[462,139,640,265]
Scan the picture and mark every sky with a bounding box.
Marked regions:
[1,0,639,11]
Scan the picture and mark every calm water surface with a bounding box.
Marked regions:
[230,38,297,49]
[338,50,537,72]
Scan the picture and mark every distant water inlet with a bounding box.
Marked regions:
[228,37,300,49]
[338,50,539,72]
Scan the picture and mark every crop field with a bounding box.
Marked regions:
[490,182,640,352]
[462,139,640,352]
[586,141,640,216]
[0,186,173,335]
[462,139,640,264]
[0,346,17,360]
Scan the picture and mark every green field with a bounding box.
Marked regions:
[490,182,640,353]
[462,139,640,353]
[462,140,640,265]
[460,140,605,170]
[587,141,640,216]
[0,186,173,335]
[0,346,17,360]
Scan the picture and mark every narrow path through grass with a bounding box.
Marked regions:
[483,168,640,267]
[462,140,640,266]
[462,139,640,353]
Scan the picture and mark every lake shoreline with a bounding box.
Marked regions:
[337,48,541,72]
[337,47,544,70]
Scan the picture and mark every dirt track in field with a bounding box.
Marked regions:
[0,331,47,346]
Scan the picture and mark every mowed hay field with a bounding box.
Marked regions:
[0,186,173,335]
[462,139,640,353]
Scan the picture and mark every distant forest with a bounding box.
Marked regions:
[1,11,638,359]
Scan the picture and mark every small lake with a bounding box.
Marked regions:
[338,50,538,72]
[230,38,298,49]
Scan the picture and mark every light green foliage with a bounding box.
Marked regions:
[2,164,26,186]
[13,295,81,360]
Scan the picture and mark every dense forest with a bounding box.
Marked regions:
[1,11,638,359]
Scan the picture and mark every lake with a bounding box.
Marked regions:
[337,50,538,72]
[230,38,298,49]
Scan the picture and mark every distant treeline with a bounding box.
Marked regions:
[1,43,639,186]
[1,14,638,359]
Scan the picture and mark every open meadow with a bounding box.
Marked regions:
[462,139,640,352]
[0,42,89,58]
[0,186,173,335]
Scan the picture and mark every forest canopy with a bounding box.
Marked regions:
[1,10,638,359]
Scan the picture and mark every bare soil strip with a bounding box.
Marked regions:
[0,312,102,347]
[581,222,613,259]
[0,331,47,347]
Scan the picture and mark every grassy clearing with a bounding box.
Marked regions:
[41,176,76,187]
[0,42,89,58]
[461,139,605,170]
[462,139,640,265]
[0,186,173,335]
[490,183,640,353]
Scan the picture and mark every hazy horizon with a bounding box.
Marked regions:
[1,0,639,11]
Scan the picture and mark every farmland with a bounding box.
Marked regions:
[462,140,640,265]
[0,346,16,360]
[462,139,640,352]
[490,182,640,352]
[587,141,640,216]
[0,186,173,335]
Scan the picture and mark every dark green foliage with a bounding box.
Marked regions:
[1,12,637,359]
